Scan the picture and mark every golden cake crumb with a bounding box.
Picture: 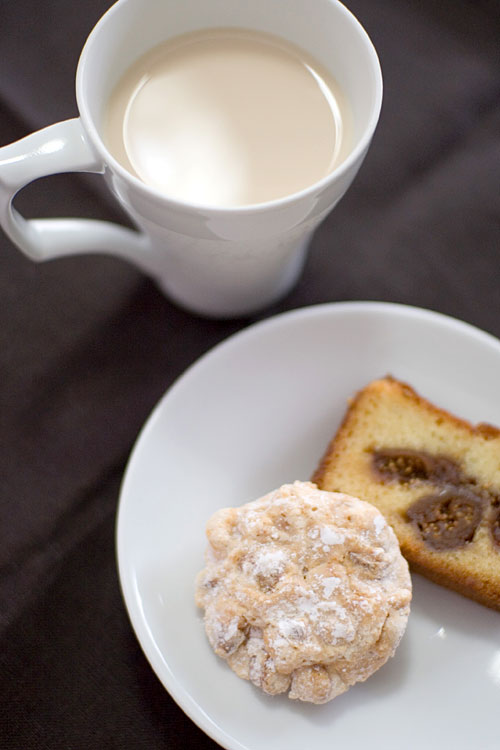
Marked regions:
[313,377,500,611]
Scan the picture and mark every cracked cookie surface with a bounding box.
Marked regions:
[195,481,411,704]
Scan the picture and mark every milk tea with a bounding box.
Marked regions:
[104,28,352,207]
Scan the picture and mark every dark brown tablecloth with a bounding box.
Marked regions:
[1,0,499,747]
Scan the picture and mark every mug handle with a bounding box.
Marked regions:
[0,118,150,267]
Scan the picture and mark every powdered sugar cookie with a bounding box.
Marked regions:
[195,481,411,704]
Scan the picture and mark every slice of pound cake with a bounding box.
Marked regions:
[313,377,500,611]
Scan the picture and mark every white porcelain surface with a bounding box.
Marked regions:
[0,0,382,317]
[117,301,500,750]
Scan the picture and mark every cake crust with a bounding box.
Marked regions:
[313,377,500,611]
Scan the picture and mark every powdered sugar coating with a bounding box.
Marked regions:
[195,481,411,704]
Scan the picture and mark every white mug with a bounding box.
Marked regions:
[0,0,382,318]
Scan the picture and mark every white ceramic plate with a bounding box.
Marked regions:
[117,302,500,750]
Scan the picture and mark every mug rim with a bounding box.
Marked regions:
[76,0,383,215]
